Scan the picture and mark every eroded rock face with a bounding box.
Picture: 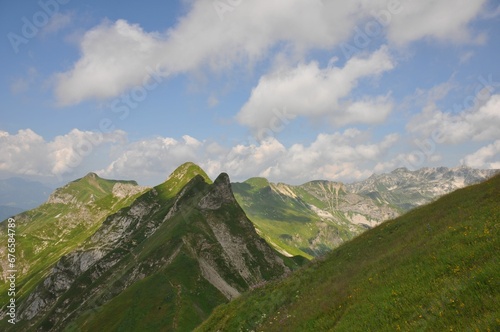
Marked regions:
[112,183,149,199]
[199,173,235,210]
[47,191,79,206]
[15,196,158,324]
[18,248,107,321]
[12,170,291,331]
[198,173,289,295]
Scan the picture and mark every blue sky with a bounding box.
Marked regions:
[1,0,500,186]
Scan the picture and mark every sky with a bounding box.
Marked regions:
[1,0,500,186]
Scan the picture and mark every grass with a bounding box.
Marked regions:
[232,179,364,259]
[0,175,147,312]
[59,175,296,331]
[5,164,303,331]
[66,253,228,332]
[196,174,500,331]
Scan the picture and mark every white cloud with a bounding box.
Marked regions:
[387,0,487,44]
[97,128,400,185]
[53,0,488,106]
[461,140,500,169]
[262,130,400,182]
[218,138,287,179]
[201,134,389,183]
[0,129,125,179]
[407,94,500,144]
[54,19,166,106]
[99,135,205,183]
[236,46,395,131]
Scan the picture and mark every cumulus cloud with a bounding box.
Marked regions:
[54,19,166,105]
[53,0,488,106]
[0,129,125,179]
[99,135,205,183]
[387,0,487,44]
[461,140,500,169]
[407,94,500,144]
[236,46,395,131]
[98,129,399,184]
[260,130,400,182]
[98,134,288,184]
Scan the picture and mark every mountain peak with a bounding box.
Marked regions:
[12,163,294,331]
[83,172,99,179]
[214,172,230,185]
[166,162,212,184]
[199,173,235,210]
[391,167,409,174]
[155,162,212,201]
[244,177,270,189]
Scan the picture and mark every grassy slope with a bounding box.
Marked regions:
[64,177,228,332]
[0,174,146,307]
[232,179,316,259]
[232,179,360,259]
[63,173,302,332]
[197,174,500,331]
[13,165,301,331]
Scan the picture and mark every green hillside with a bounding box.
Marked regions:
[5,163,302,331]
[198,174,500,331]
[232,179,366,259]
[0,173,148,308]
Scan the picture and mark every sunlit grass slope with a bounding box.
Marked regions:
[198,174,499,331]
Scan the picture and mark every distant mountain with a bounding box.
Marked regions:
[0,178,53,220]
[198,173,500,331]
[1,163,302,331]
[345,166,498,210]
[232,166,498,258]
[0,163,496,330]
[232,178,368,259]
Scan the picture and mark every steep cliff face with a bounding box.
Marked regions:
[7,165,296,331]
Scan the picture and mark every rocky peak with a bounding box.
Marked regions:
[391,167,409,174]
[84,172,99,179]
[199,173,235,210]
[10,164,295,331]
[213,172,230,187]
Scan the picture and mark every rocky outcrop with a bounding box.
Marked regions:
[46,190,79,205]
[199,173,234,210]
[112,182,149,198]
[10,166,294,331]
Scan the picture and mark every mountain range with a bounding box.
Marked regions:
[0,163,302,331]
[232,166,497,258]
[0,163,497,331]
[198,171,500,331]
